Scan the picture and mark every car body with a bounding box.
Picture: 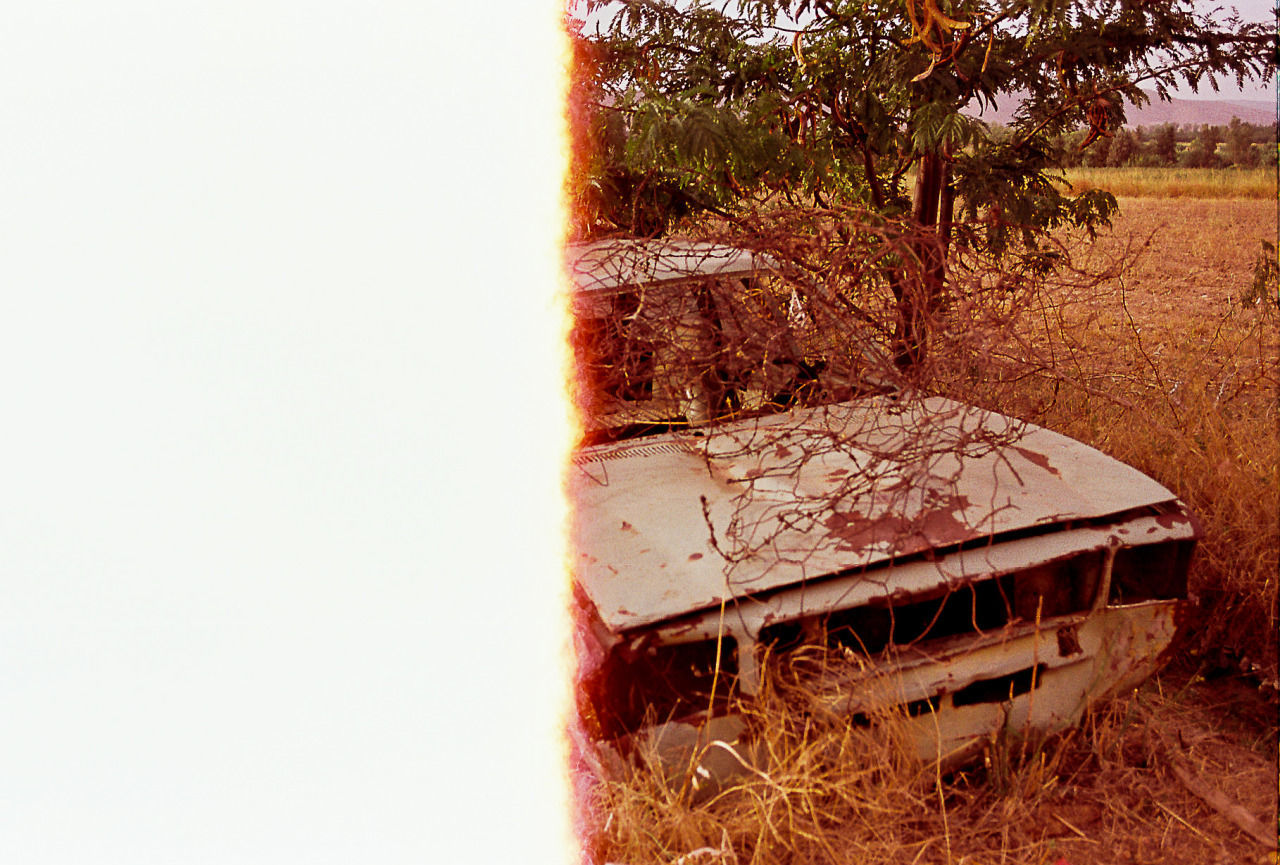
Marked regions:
[566,237,1199,784]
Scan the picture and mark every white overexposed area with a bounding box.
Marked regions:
[0,2,572,864]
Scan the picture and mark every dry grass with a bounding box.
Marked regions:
[1064,167,1277,198]
[583,662,1277,864]
[587,653,1071,865]
[966,198,1279,679]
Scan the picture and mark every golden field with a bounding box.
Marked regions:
[1063,167,1277,198]
[1011,198,1277,678]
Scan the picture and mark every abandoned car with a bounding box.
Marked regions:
[566,238,1200,782]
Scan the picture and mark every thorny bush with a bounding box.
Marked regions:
[570,201,1278,865]
[571,202,1275,669]
[575,206,1121,581]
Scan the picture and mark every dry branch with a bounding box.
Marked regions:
[1170,761,1277,851]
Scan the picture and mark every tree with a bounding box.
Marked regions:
[1083,133,1112,167]
[1180,123,1224,167]
[1152,122,1178,166]
[1106,128,1138,167]
[1224,116,1258,166]
[568,0,1274,365]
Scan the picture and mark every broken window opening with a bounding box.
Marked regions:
[1011,551,1103,621]
[570,269,889,442]
[903,694,943,716]
[570,292,657,404]
[1108,540,1194,604]
[582,635,739,741]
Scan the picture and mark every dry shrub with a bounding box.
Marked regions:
[582,667,1276,865]
[573,208,1060,580]
[574,200,1277,863]
[690,203,1275,655]
[931,210,1279,679]
[605,202,1276,678]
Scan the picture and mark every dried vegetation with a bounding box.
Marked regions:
[975,198,1278,680]
[585,663,1277,864]
[577,198,1278,864]
[1063,167,1276,199]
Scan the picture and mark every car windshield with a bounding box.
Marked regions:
[567,239,893,443]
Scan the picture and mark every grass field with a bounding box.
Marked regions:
[582,197,1279,864]
[1063,166,1277,198]
[944,197,1279,677]
[1011,198,1277,678]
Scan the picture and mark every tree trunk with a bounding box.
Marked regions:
[892,151,949,370]
[938,162,955,258]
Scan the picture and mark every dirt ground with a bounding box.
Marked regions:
[996,660,1277,865]
[1087,196,1276,324]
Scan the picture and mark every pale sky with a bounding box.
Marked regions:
[1178,0,1277,100]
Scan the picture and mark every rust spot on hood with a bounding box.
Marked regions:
[823,510,911,551]
[823,493,975,553]
[1011,446,1061,477]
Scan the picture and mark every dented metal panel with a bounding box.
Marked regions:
[572,393,1184,632]
[808,601,1180,719]
[610,600,1185,785]
[645,510,1199,648]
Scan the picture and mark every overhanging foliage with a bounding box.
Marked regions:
[567,0,1274,244]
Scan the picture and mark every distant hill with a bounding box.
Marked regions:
[968,90,1275,128]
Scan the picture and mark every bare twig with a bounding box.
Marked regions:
[1170,761,1278,851]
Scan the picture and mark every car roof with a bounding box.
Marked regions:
[565,238,771,293]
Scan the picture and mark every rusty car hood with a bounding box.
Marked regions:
[570,394,1181,633]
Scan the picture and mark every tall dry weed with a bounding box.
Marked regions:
[584,649,1077,865]
[934,206,1279,679]
[583,671,1275,864]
